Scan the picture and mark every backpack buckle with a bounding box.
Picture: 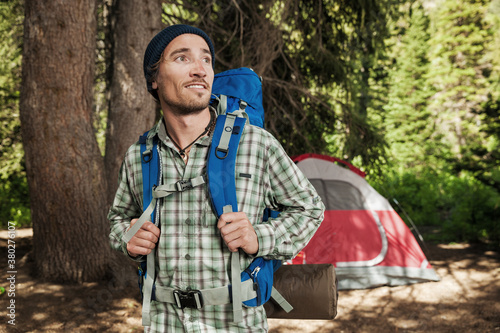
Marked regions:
[175,180,192,192]
[215,147,229,159]
[142,149,153,163]
[173,289,204,309]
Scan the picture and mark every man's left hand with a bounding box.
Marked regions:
[217,212,259,255]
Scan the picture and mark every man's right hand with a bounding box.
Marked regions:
[126,218,161,257]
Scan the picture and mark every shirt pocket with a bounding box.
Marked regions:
[234,167,265,223]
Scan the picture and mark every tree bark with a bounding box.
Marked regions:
[20,0,110,283]
[105,0,161,204]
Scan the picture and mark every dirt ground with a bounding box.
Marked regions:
[1,228,499,333]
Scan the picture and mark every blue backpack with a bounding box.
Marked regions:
[123,68,292,326]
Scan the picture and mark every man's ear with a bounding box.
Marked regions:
[152,81,158,90]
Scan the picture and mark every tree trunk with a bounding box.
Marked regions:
[105,0,161,204]
[20,0,110,283]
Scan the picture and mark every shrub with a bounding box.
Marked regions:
[370,168,500,247]
[0,173,31,228]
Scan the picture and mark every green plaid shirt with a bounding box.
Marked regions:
[108,116,324,332]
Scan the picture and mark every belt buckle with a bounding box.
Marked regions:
[173,289,204,309]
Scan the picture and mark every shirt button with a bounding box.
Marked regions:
[185,254,191,260]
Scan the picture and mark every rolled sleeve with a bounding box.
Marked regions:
[108,148,143,259]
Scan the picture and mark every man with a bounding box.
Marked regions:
[108,24,324,332]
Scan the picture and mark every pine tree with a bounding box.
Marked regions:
[384,1,436,170]
[424,0,500,189]
[427,0,493,159]
[20,0,111,282]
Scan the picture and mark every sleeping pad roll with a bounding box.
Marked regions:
[265,264,338,320]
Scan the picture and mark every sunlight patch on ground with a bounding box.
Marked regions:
[437,243,471,250]
[268,319,335,333]
[32,312,48,321]
[389,318,420,330]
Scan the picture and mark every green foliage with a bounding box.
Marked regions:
[371,168,500,247]
[273,0,399,168]
[161,0,400,169]
[0,173,30,228]
[426,0,500,186]
[384,2,438,168]
[373,0,500,247]
[0,0,30,228]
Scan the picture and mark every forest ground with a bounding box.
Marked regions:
[0,228,499,333]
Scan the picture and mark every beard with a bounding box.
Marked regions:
[158,89,211,116]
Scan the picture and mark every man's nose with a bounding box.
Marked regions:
[190,59,207,77]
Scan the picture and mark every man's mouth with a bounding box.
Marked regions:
[185,82,207,90]
[186,84,205,89]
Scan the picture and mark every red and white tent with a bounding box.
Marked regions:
[292,154,440,290]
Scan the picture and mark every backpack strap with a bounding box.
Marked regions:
[270,287,294,313]
[139,132,160,222]
[123,177,206,326]
[227,207,244,323]
[215,94,227,115]
[207,112,293,321]
[124,131,207,326]
[122,177,206,244]
[207,112,247,216]
[207,112,247,322]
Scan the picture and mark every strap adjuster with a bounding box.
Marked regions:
[142,149,153,163]
[175,180,192,192]
[173,289,204,309]
[215,147,229,159]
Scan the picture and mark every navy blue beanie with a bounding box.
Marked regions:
[144,24,215,100]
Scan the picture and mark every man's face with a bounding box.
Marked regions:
[152,34,214,115]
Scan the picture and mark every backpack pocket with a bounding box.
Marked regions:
[240,257,281,307]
